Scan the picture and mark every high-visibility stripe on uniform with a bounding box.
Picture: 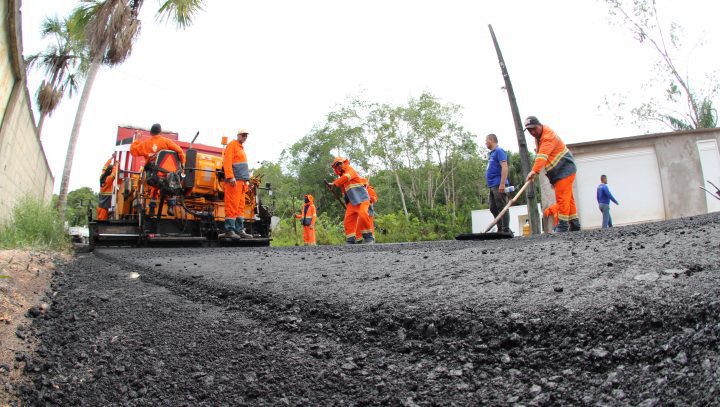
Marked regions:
[546,147,570,171]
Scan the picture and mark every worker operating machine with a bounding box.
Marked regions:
[88,126,273,248]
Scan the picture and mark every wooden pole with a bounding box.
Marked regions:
[488,24,541,235]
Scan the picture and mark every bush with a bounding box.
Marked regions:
[0,196,70,250]
[271,206,472,246]
[271,213,345,246]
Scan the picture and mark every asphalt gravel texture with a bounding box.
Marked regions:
[17,213,720,405]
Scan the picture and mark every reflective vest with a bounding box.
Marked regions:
[532,125,576,184]
[223,139,250,181]
[333,165,370,206]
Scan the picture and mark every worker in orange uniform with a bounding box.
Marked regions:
[130,123,186,216]
[294,194,317,245]
[524,116,580,232]
[355,181,378,243]
[96,158,114,221]
[330,157,373,244]
[543,203,559,232]
[222,129,253,240]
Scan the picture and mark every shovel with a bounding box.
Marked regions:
[455,181,532,240]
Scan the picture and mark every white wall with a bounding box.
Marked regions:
[472,204,542,235]
[697,139,720,213]
[573,147,666,228]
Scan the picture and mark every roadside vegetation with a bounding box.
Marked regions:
[259,92,534,246]
[0,196,69,250]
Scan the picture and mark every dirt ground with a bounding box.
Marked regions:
[11,213,720,405]
[0,250,69,406]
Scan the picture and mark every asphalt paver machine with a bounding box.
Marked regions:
[89,127,273,249]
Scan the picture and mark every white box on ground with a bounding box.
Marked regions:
[471,204,543,235]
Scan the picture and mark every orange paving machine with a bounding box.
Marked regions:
[89,127,274,248]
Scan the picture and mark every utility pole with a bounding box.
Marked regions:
[488,24,541,235]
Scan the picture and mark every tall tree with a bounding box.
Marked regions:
[604,0,718,130]
[26,16,88,137]
[56,0,205,220]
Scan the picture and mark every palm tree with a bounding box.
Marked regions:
[56,0,205,219]
[26,16,88,137]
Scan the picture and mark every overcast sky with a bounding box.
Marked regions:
[21,0,720,193]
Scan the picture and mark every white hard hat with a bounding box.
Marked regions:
[237,128,249,135]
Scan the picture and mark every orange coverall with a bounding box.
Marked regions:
[543,203,559,228]
[295,194,317,245]
[223,139,249,220]
[96,158,114,221]
[333,163,372,242]
[356,182,378,240]
[130,135,186,204]
[532,126,578,224]
[130,135,186,165]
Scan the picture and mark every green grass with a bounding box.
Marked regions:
[270,209,469,246]
[0,196,70,250]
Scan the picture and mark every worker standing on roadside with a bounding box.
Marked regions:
[330,157,373,244]
[597,174,619,228]
[543,203,559,232]
[96,158,114,221]
[485,133,512,234]
[355,180,378,243]
[222,129,253,240]
[295,194,317,245]
[130,123,186,216]
[524,116,580,232]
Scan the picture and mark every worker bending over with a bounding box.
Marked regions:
[223,129,253,240]
[97,158,114,221]
[295,194,317,245]
[331,157,373,244]
[130,123,186,216]
[355,181,378,243]
[524,116,580,232]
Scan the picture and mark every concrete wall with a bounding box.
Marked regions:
[0,0,54,223]
[539,128,720,228]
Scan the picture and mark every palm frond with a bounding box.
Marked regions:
[157,0,204,29]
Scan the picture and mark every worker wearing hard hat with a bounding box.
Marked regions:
[222,129,253,240]
[525,116,580,232]
[130,123,186,216]
[330,157,373,244]
[96,158,115,221]
[355,180,378,243]
[294,194,317,245]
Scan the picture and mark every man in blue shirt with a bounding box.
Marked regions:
[485,134,511,233]
[597,174,619,228]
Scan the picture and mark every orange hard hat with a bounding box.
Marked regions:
[332,157,348,167]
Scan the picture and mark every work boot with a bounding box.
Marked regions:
[223,218,236,238]
[555,220,570,233]
[235,218,253,239]
[569,219,581,232]
[346,236,357,244]
[362,233,375,244]
[224,230,242,241]
[166,198,176,217]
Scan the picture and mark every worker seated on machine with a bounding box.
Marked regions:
[130,123,186,217]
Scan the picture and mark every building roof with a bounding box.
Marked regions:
[568,127,720,149]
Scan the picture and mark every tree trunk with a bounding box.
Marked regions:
[393,170,409,219]
[56,60,101,221]
[37,112,47,139]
